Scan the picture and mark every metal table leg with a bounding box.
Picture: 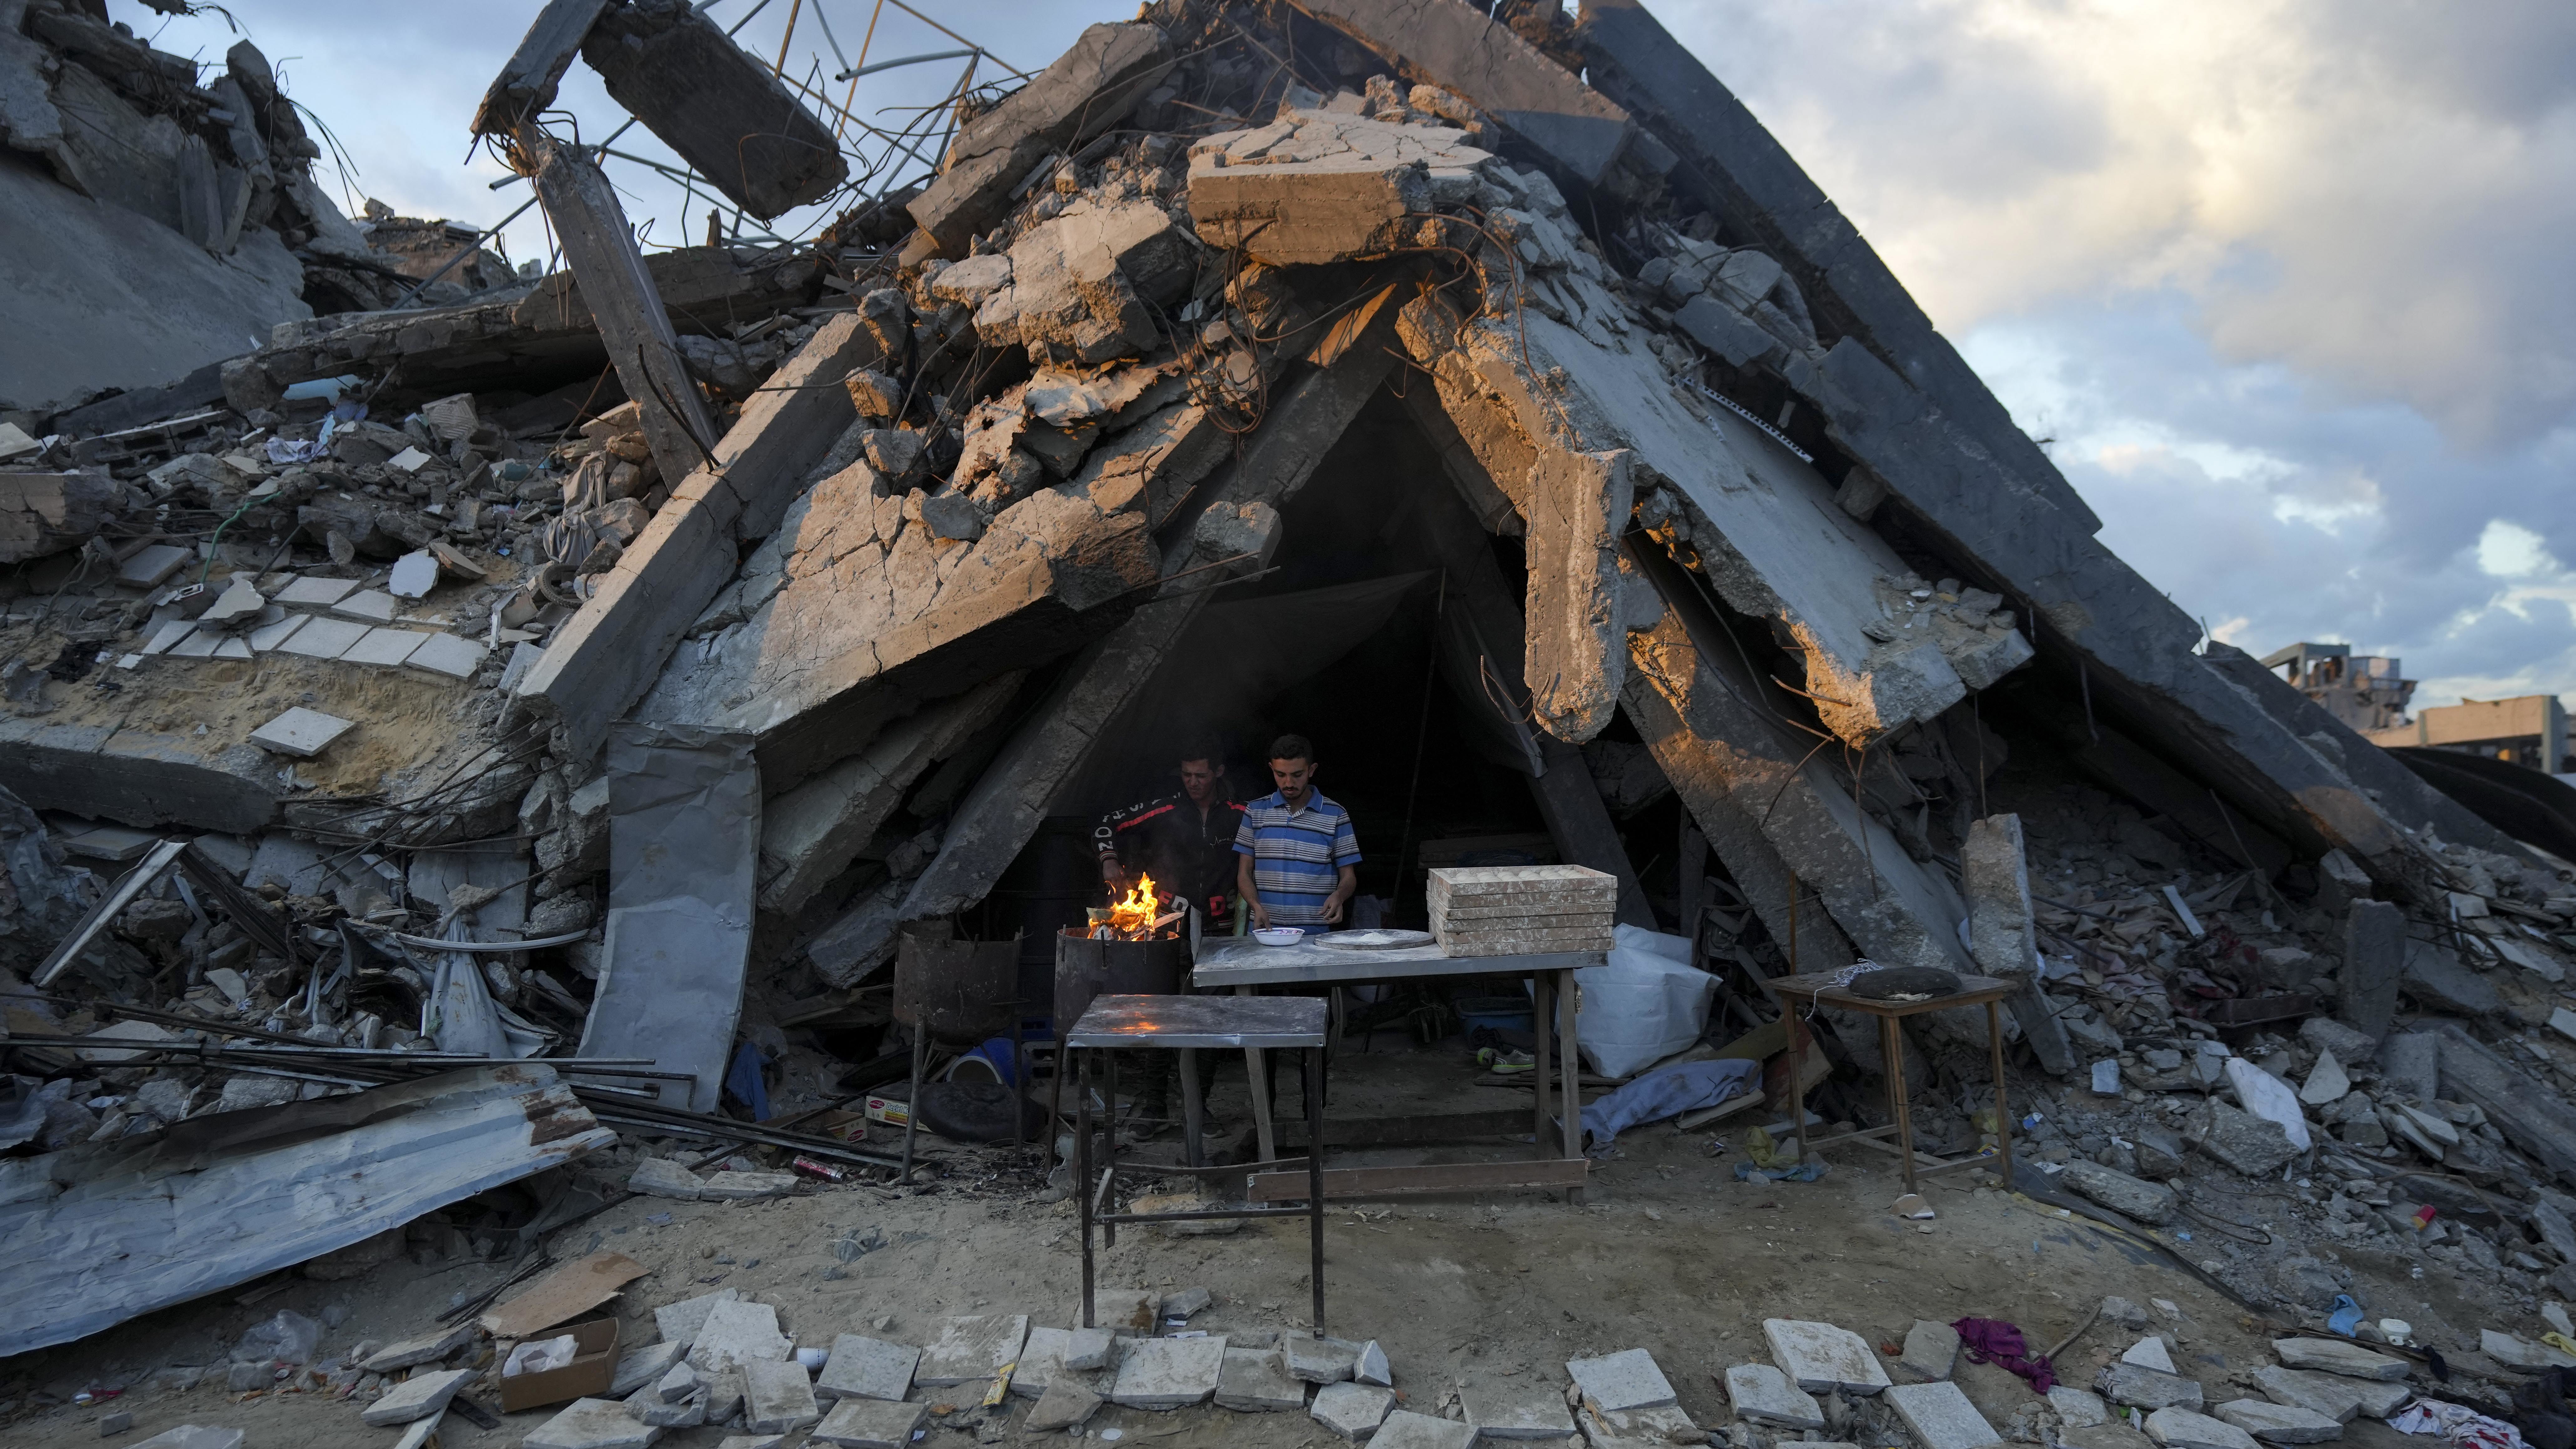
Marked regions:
[1558,967,1583,1204]
[899,1019,925,1185]
[1305,1043,1326,1337]
[1988,1000,2013,1183]
[1237,983,1277,1162]
[1179,1046,1205,1169]
[1076,1045,1095,1329]
[1530,972,1553,1159]
[1884,1013,1918,1198]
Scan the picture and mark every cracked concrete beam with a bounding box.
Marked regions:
[1524,446,1634,744]
[1289,0,1635,186]
[517,313,877,760]
[581,0,847,220]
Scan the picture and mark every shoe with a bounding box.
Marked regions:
[1477,1046,1535,1075]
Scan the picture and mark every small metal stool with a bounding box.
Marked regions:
[1069,993,1330,1334]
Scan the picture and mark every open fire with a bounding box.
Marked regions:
[1094,873,1187,941]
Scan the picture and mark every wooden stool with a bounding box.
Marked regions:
[1764,971,2020,1194]
[1068,993,1330,1334]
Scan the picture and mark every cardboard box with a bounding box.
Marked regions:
[496,1316,618,1412]
[862,1094,910,1127]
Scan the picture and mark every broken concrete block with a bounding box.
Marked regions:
[741,1356,820,1434]
[1011,1326,1071,1399]
[609,1340,689,1398]
[1523,446,1634,744]
[815,1333,916,1403]
[1370,1409,1477,1449]
[2197,1101,2300,1177]
[117,543,193,589]
[363,1323,479,1374]
[1216,1347,1308,1412]
[362,1366,474,1425]
[522,1397,659,1449]
[2213,1400,2344,1445]
[1065,1327,1114,1371]
[2097,1363,2205,1412]
[1464,1379,1579,1439]
[1285,1334,1364,1385]
[1725,1362,1825,1427]
[1884,1381,2002,1449]
[972,202,1176,366]
[1355,1340,1392,1388]
[686,1298,791,1374]
[388,549,439,599]
[1108,1334,1227,1410]
[905,23,1173,255]
[629,1157,705,1201]
[2248,1368,2362,1424]
[655,1361,700,1403]
[2061,1161,2179,1225]
[1186,108,1489,266]
[1896,1321,1961,1384]
[1312,1381,1398,1441]
[1025,1379,1101,1433]
[914,1314,1028,1387]
[125,1431,243,1449]
[248,707,352,759]
[1161,1286,1212,1321]
[1568,1347,1677,1411]
[2052,1389,2112,1428]
[2124,1338,2179,1373]
[1764,1320,1890,1397]
[694,1169,797,1201]
[580,0,844,219]
[2148,1408,2261,1449]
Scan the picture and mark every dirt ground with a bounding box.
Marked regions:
[0,1041,2430,1447]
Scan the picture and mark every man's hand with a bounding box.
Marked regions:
[1320,893,1347,924]
[1100,857,1128,897]
[1250,899,1271,929]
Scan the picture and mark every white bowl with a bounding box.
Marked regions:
[1253,926,1305,946]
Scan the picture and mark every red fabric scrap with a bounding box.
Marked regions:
[1952,1315,2056,1395]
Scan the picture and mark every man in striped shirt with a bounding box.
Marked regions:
[1233,734,1361,930]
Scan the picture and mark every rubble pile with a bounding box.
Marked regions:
[10,0,2576,1421]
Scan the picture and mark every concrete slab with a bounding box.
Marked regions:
[815,1333,916,1403]
[341,627,428,668]
[1765,1319,1891,1396]
[654,1290,738,1353]
[2149,1409,2263,1449]
[1371,1409,1476,1449]
[362,1323,478,1373]
[2269,1340,2409,1382]
[276,614,369,660]
[1313,1381,1398,1440]
[2247,1368,2361,1424]
[1724,1362,1825,1428]
[609,1340,688,1398]
[1027,1379,1102,1431]
[1463,1378,1578,1439]
[521,1397,660,1449]
[273,575,361,608]
[1582,1402,1705,1447]
[741,1357,820,1433]
[1568,1348,1677,1411]
[244,611,308,652]
[1884,1381,2002,1449]
[248,706,352,758]
[1108,1333,1227,1409]
[1064,1327,1115,1371]
[127,1431,244,1449]
[405,631,487,681]
[2124,1338,2179,1373]
[915,1313,1029,1386]
[2053,1389,2112,1428]
[331,588,398,623]
[389,549,438,598]
[714,1439,784,1449]
[1216,1347,1309,1412]
[1012,1325,1071,1399]
[2099,1364,2206,1412]
[1092,1288,1158,1333]
[391,1410,445,1449]
[118,545,191,589]
[1286,1334,1365,1384]
[140,617,197,655]
[1897,1321,1960,1384]
[361,1366,474,1426]
[686,1298,791,1373]
[1357,1339,1393,1387]
[2214,1400,2344,1444]
[655,1362,700,1402]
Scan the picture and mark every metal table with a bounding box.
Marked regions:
[1194,935,1597,1202]
[1765,971,2019,1194]
[1067,994,1330,1333]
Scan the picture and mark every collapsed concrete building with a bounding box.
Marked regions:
[10,0,2576,1366]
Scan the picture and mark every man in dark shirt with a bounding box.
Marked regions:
[1094,743,1246,924]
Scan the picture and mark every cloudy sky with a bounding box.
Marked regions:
[132,0,2576,709]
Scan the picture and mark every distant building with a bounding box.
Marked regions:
[2365,695,2569,775]
[2262,642,2416,732]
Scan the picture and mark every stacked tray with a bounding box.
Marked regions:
[1426,864,1617,957]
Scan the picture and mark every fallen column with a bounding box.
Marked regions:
[1962,813,2073,1075]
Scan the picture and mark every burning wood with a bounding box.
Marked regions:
[1094,873,1185,941]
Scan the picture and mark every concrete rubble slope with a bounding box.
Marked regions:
[0,1063,614,1357]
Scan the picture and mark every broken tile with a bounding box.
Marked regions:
[2250,1366,2389,1422]
[2148,1408,2262,1449]
[1898,1321,1961,1383]
[362,1322,479,1372]
[342,627,429,668]
[2213,1399,2345,1445]
[1371,1408,1477,1449]
[2268,1340,2408,1382]
[1091,1288,1158,1333]
[140,617,196,655]
[811,1396,928,1448]
[361,1367,474,1426]
[2099,1363,2206,1412]
[1568,1348,1678,1412]
[1725,1362,1825,1429]
[1163,1286,1213,1320]
[388,446,434,472]
[249,706,354,758]
[1217,1346,1309,1412]
[687,1298,791,1373]
[404,631,487,681]
[741,1356,820,1433]
[914,1313,1028,1386]
[128,1431,243,1449]
[815,1333,917,1403]
[1285,1333,1364,1384]
[655,1361,700,1402]
[1109,1333,1227,1409]
[330,588,399,623]
[715,1439,784,1449]
[1463,1378,1578,1439]
[2052,1389,2111,1428]
[1026,1378,1103,1432]
[244,611,309,652]
[1765,1319,1891,1396]
[391,1410,445,1449]
[522,1397,659,1449]
[1012,1325,1074,1399]
[1356,1340,1392,1387]
[1313,1381,1398,1440]
[1884,1381,2002,1449]
[1586,1403,1706,1445]
[609,1340,688,1397]
[116,544,191,589]
[628,1382,705,1427]
[2124,1338,2179,1374]
[389,549,439,598]
[273,575,362,608]
[277,615,371,660]
[1064,1326,1115,1371]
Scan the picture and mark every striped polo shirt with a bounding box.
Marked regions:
[1233,789,1361,927]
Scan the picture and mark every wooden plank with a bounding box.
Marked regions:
[1267,1110,1535,1150]
[1245,1159,1589,1201]
[519,128,717,492]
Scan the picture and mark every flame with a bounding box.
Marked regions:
[1108,872,1159,938]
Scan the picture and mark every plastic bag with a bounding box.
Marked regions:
[1568,925,1714,1078]
[2224,1057,2312,1152]
[231,1309,321,1365]
[504,1334,578,1377]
